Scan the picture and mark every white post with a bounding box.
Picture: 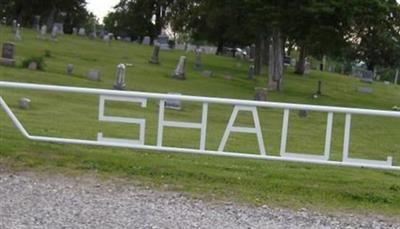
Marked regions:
[395,69,399,85]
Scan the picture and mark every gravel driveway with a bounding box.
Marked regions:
[0,171,398,229]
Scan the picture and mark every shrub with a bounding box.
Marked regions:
[44,50,52,58]
[22,56,46,70]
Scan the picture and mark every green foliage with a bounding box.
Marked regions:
[21,56,45,70]
[44,49,51,58]
[0,0,90,34]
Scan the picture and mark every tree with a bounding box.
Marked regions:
[104,0,174,42]
[0,0,90,33]
[343,0,400,71]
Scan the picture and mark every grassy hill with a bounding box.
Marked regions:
[0,27,400,215]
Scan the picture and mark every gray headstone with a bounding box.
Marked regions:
[361,70,374,83]
[28,62,37,70]
[172,56,187,80]
[142,36,151,45]
[51,25,58,41]
[248,64,255,79]
[298,110,308,118]
[165,93,182,110]
[12,20,17,33]
[0,42,16,66]
[19,98,31,109]
[53,23,64,34]
[254,88,268,101]
[223,73,233,80]
[357,87,373,94]
[72,27,78,35]
[149,45,160,64]
[113,64,126,90]
[157,34,170,50]
[201,70,213,77]
[87,70,101,81]
[194,50,202,70]
[66,64,74,75]
[34,15,40,31]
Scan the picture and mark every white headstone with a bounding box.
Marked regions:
[78,28,86,36]
[172,56,187,80]
[15,24,22,41]
[39,25,47,39]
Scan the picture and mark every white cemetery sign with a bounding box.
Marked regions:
[0,81,399,171]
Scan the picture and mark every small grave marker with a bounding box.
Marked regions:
[28,62,37,70]
[19,98,31,109]
[201,70,213,78]
[66,64,74,75]
[254,88,268,101]
[357,87,373,94]
[165,93,182,110]
[87,70,101,81]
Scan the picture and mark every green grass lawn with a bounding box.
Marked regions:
[0,27,400,215]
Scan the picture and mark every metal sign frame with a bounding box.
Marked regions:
[0,81,399,171]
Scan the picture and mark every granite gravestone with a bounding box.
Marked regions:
[113,64,126,90]
[142,36,151,45]
[53,23,64,35]
[51,26,58,41]
[248,64,255,79]
[165,93,182,110]
[87,70,101,81]
[149,45,160,64]
[12,20,17,33]
[361,70,374,83]
[34,16,40,31]
[28,62,37,70]
[201,70,213,77]
[0,42,16,66]
[194,50,203,70]
[19,98,31,110]
[157,34,170,50]
[254,88,268,101]
[357,87,373,94]
[72,27,78,35]
[66,64,74,75]
[172,56,187,80]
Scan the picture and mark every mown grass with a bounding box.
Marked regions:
[0,26,399,216]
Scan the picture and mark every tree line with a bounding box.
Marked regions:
[0,0,93,33]
[104,0,400,90]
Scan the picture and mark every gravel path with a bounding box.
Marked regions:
[0,171,399,229]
